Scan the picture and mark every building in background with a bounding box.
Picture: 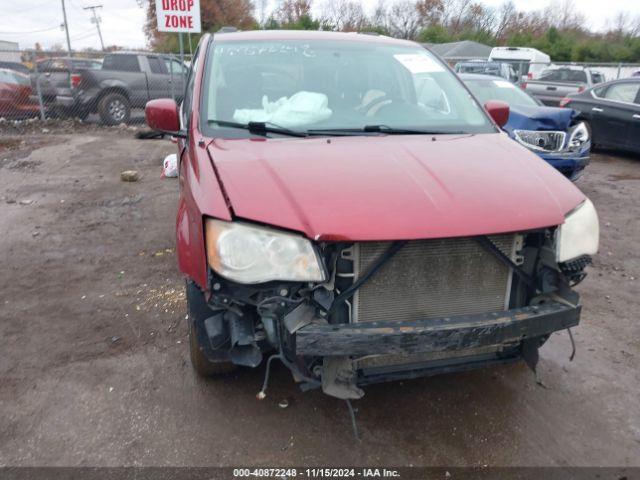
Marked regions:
[0,40,21,62]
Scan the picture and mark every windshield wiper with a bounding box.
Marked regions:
[208,119,308,138]
[307,125,467,136]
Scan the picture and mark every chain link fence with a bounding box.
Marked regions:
[0,49,191,127]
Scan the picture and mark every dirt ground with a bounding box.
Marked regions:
[0,131,638,467]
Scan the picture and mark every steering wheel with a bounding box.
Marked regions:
[361,93,394,117]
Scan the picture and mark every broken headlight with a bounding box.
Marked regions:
[205,218,326,284]
[513,129,566,152]
[567,122,590,150]
[555,198,599,263]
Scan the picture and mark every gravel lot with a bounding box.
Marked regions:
[0,131,638,467]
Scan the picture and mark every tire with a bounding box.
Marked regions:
[186,281,236,376]
[98,92,130,125]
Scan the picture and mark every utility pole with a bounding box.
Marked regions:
[61,0,72,56]
[84,5,105,51]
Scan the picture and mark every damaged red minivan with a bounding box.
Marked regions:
[146,30,599,400]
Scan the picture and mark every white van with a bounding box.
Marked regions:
[489,47,551,80]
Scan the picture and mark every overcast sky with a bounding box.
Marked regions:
[0,0,638,51]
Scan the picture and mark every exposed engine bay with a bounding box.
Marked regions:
[191,227,588,400]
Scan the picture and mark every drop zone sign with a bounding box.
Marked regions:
[156,0,201,33]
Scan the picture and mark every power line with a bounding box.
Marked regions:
[0,25,60,35]
[69,27,96,40]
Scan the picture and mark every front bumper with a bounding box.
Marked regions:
[536,143,590,181]
[296,301,580,357]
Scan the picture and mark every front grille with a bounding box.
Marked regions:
[352,234,517,324]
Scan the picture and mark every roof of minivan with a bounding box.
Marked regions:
[214,30,417,47]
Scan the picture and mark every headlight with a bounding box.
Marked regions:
[555,198,599,263]
[567,122,590,149]
[205,219,326,284]
[513,130,566,152]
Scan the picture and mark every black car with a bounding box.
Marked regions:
[561,78,640,154]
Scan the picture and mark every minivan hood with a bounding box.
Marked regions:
[208,133,584,241]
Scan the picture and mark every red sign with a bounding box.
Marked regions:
[156,0,201,33]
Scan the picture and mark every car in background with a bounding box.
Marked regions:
[0,61,31,76]
[31,57,102,116]
[524,66,606,107]
[0,68,40,119]
[59,52,187,125]
[454,60,519,83]
[461,73,590,180]
[144,31,598,401]
[560,78,640,154]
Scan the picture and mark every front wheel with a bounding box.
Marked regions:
[98,92,130,125]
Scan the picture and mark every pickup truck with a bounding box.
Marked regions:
[524,67,605,106]
[57,52,187,125]
[30,57,102,115]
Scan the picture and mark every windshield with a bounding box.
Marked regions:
[464,78,538,107]
[202,39,494,137]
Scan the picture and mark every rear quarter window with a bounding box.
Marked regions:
[102,55,140,72]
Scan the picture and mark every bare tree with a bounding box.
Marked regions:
[371,0,388,27]
[276,0,313,25]
[387,0,422,39]
[319,0,368,31]
[494,1,517,42]
[545,0,585,31]
[415,0,445,27]
[445,0,473,35]
[257,0,269,26]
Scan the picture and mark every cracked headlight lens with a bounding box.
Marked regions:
[555,198,599,263]
[567,122,590,149]
[205,218,326,284]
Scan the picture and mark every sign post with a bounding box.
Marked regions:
[155,0,201,65]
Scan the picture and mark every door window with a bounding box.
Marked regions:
[147,57,167,74]
[164,59,187,76]
[603,83,640,104]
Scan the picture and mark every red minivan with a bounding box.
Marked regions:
[146,31,599,400]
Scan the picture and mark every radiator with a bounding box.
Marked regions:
[352,234,519,324]
[351,234,520,369]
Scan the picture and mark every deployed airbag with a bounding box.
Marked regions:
[233,91,332,128]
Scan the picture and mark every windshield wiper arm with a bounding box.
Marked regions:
[208,119,308,138]
[306,126,467,136]
[362,125,467,135]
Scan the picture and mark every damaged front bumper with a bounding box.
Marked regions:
[535,142,590,181]
[296,302,579,357]
[295,301,580,396]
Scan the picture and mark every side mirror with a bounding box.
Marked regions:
[145,98,185,136]
[484,100,510,128]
